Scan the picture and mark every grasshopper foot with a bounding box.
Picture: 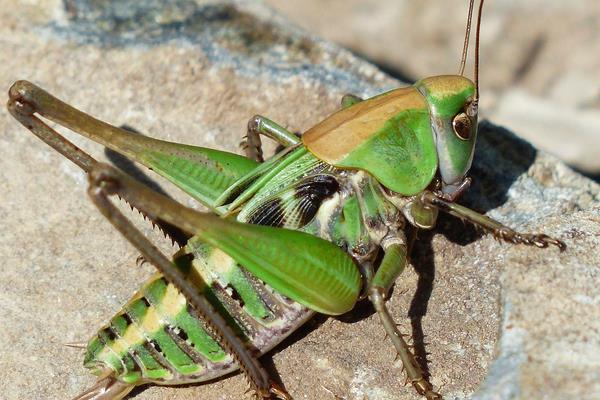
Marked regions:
[249,382,292,400]
[413,378,443,400]
[493,228,566,251]
[370,288,441,400]
[269,382,293,400]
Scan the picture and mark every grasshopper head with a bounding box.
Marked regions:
[416,75,478,197]
[413,0,484,199]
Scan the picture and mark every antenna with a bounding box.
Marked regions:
[458,0,475,76]
[474,0,484,99]
[458,0,485,101]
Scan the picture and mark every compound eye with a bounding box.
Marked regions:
[452,112,472,141]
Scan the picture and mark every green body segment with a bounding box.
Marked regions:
[84,245,312,385]
[85,275,220,383]
[302,76,478,196]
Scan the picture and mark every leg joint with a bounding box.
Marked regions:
[8,80,42,116]
[367,285,386,309]
[9,80,35,103]
[381,233,407,251]
[7,97,34,119]
[247,114,263,132]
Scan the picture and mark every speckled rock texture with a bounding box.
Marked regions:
[0,1,598,400]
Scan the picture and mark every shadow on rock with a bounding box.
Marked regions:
[464,120,537,212]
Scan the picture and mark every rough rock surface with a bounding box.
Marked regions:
[0,1,598,400]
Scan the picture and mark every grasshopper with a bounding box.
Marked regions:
[7,0,565,399]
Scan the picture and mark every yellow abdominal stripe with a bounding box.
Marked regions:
[103,283,187,358]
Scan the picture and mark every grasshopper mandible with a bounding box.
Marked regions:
[7,0,565,399]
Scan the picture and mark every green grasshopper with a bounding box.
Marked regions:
[7,0,565,399]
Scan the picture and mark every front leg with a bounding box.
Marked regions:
[421,192,566,250]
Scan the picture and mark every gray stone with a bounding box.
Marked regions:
[1,1,598,399]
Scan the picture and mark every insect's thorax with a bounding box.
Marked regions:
[236,146,405,263]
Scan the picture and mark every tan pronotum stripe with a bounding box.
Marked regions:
[303,86,426,163]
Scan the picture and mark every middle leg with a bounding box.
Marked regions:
[242,115,300,162]
[368,233,442,400]
[241,93,364,162]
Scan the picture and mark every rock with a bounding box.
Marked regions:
[1,1,598,400]
[493,89,600,174]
